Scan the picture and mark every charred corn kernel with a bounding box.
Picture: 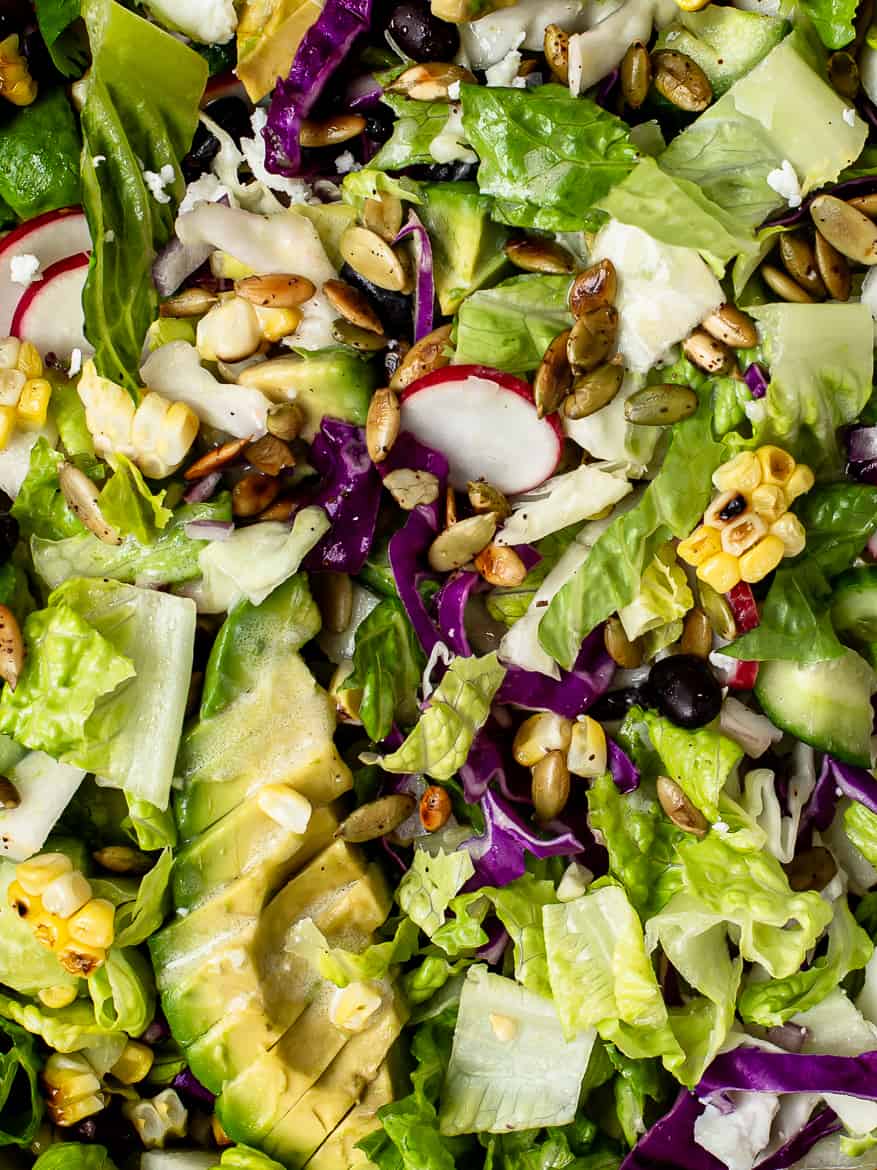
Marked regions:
[698,551,742,593]
[704,490,745,529]
[677,524,722,567]
[712,451,762,494]
[568,716,607,778]
[131,393,199,478]
[256,785,312,833]
[254,305,302,342]
[38,984,78,1009]
[751,483,787,524]
[124,1089,188,1149]
[739,534,785,583]
[0,369,24,407]
[770,512,807,558]
[0,36,36,106]
[42,871,92,919]
[513,712,574,767]
[17,852,73,896]
[56,940,105,977]
[33,912,69,951]
[6,879,35,919]
[78,360,137,457]
[43,1053,105,1127]
[16,341,41,380]
[0,405,17,450]
[112,1041,154,1085]
[330,981,383,1033]
[16,377,51,427]
[756,445,795,487]
[785,463,815,502]
[0,337,20,370]
[720,511,768,557]
[68,897,116,949]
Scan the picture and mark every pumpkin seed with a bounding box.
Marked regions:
[651,50,712,111]
[362,194,404,242]
[445,484,458,528]
[246,433,295,476]
[623,383,698,425]
[336,794,418,843]
[92,846,152,875]
[259,496,297,522]
[827,51,859,101]
[620,40,651,109]
[682,328,734,375]
[387,62,475,101]
[531,751,570,821]
[232,473,282,517]
[656,775,708,836]
[234,273,316,308]
[390,323,453,391]
[266,402,304,442]
[696,580,737,641]
[299,113,366,148]
[474,542,527,587]
[680,607,712,659]
[384,468,441,510]
[783,845,837,893]
[760,263,815,303]
[366,387,401,464]
[58,463,122,545]
[700,303,758,349]
[847,192,877,218]
[159,287,218,318]
[813,230,851,301]
[505,237,575,275]
[543,23,570,83]
[340,226,410,292]
[562,362,624,420]
[0,776,19,809]
[323,278,384,334]
[0,606,23,691]
[513,713,573,766]
[778,232,826,297]
[184,436,251,479]
[467,480,511,519]
[313,572,354,634]
[604,615,643,668]
[332,317,388,352]
[568,260,617,317]
[428,512,498,572]
[420,785,452,832]
[534,329,573,417]
[567,305,618,374]
[810,193,877,265]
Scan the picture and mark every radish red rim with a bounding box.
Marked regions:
[11,251,90,340]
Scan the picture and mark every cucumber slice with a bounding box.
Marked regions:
[755,649,876,766]
[832,568,877,667]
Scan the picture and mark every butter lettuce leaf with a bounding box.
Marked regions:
[795,484,877,578]
[113,848,173,949]
[725,559,844,663]
[641,711,743,821]
[398,847,475,937]
[371,95,461,171]
[618,545,693,646]
[12,438,91,542]
[453,274,572,375]
[342,598,425,743]
[87,946,154,1037]
[97,454,171,545]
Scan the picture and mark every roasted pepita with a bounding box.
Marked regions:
[543,24,570,83]
[620,40,651,108]
[259,496,297,522]
[340,226,410,292]
[445,484,458,528]
[389,323,453,391]
[384,467,441,510]
[58,463,122,546]
[810,194,877,265]
[234,273,316,308]
[531,751,570,821]
[623,383,698,425]
[337,794,417,842]
[387,62,475,101]
[0,605,23,691]
[245,433,295,476]
[700,303,758,349]
[783,845,837,892]
[92,846,152,875]
[568,259,617,317]
[299,113,366,148]
[680,607,712,659]
[567,305,618,374]
[323,278,384,334]
[366,387,401,464]
[266,402,304,442]
[159,288,218,318]
[313,572,354,634]
[562,361,624,419]
[814,231,851,301]
[604,615,643,668]
[847,192,877,218]
[682,328,734,375]
[778,232,826,297]
[760,263,815,303]
[332,318,388,352]
[419,786,452,832]
[651,50,712,111]
[656,775,708,836]
[467,480,511,519]
[474,542,527,587]
[0,776,19,809]
[362,194,404,242]
[232,473,282,517]
[504,237,575,275]
[428,512,498,572]
[534,329,573,417]
[184,436,250,480]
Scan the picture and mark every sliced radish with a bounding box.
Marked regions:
[0,206,90,336]
[399,364,563,494]
[711,650,759,691]
[11,252,91,360]
[726,582,760,634]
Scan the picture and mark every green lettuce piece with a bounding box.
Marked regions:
[0,862,80,999]
[0,87,81,220]
[371,96,460,170]
[97,454,172,544]
[341,168,421,210]
[0,602,136,757]
[214,1146,287,1170]
[79,0,207,390]
[617,545,694,645]
[398,848,475,937]
[487,526,580,627]
[452,274,572,375]
[802,0,856,48]
[796,484,877,577]
[34,0,88,77]
[608,1047,667,1148]
[341,598,426,742]
[460,85,637,232]
[123,796,177,850]
[33,1145,119,1170]
[0,990,124,1056]
[431,892,491,958]
[539,396,727,669]
[87,946,155,1037]
[12,438,90,541]
[289,916,420,988]
[641,711,742,821]
[491,873,558,999]
[738,900,872,1025]
[113,848,172,948]
[403,956,465,1006]
[725,559,844,662]
[31,497,232,589]
[0,558,35,627]
[0,1017,43,1147]
[378,653,506,780]
[50,376,95,458]
[844,800,877,867]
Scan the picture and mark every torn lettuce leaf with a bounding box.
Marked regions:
[397,847,475,937]
[97,454,172,544]
[641,711,743,822]
[371,95,464,171]
[341,598,426,743]
[617,545,694,646]
[452,274,573,376]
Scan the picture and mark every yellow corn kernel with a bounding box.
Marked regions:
[77,359,138,458]
[38,984,78,1009]
[210,252,254,281]
[33,912,69,952]
[254,305,302,342]
[68,897,116,949]
[568,716,607,778]
[131,393,198,478]
[677,524,722,567]
[712,451,762,494]
[112,1041,155,1085]
[15,340,42,380]
[0,337,21,370]
[704,490,746,529]
[756,445,795,487]
[42,1053,105,1127]
[42,871,92,920]
[6,879,36,919]
[513,712,573,767]
[697,551,742,594]
[739,534,785,583]
[721,511,767,557]
[0,36,36,107]
[56,941,105,977]
[0,405,17,450]
[0,369,25,407]
[674,0,710,10]
[751,483,787,524]
[770,512,807,558]
[785,463,815,503]
[17,852,73,896]
[16,377,51,427]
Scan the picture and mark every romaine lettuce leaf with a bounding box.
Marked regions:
[97,454,171,544]
[617,545,693,646]
[113,849,172,949]
[726,559,844,662]
[802,0,857,49]
[87,946,155,1037]
[371,95,464,171]
[496,465,633,547]
[0,989,125,1058]
[641,711,743,821]
[123,796,177,850]
[341,598,425,742]
[0,1016,43,1147]
[33,1146,118,1170]
[377,653,506,780]
[12,438,91,542]
[398,847,475,937]
[490,873,558,999]
[452,274,572,375]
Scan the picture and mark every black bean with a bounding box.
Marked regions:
[0,500,17,565]
[387,1,459,61]
[719,493,746,521]
[588,685,650,722]
[183,97,252,182]
[646,654,722,729]
[340,262,412,338]
[407,161,478,183]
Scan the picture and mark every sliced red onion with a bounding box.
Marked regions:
[394,210,435,342]
[848,426,877,463]
[726,582,759,634]
[346,72,383,110]
[152,235,215,298]
[172,1069,215,1106]
[183,519,234,541]
[764,1023,808,1053]
[743,363,769,400]
[183,471,221,503]
[850,458,877,485]
[710,650,759,691]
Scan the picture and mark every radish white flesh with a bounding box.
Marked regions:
[11,252,91,360]
[399,364,562,494]
[0,207,90,336]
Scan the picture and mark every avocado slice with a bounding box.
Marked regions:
[418,182,512,315]
[304,1059,397,1170]
[655,8,786,96]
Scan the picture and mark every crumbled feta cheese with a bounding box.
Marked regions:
[485,47,525,87]
[92,154,106,166]
[447,79,462,100]
[9,254,41,286]
[844,106,857,127]
[139,0,237,46]
[143,163,176,205]
[766,159,802,208]
[712,821,729,833]
[335,150,358,175]
[68,348,83,378]
[744,399,767,424]
[429,104,478,165]
[179,172,232,216]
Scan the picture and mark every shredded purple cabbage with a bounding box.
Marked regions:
[183,470,221,504]
[754,1109,841,1170]
[304,419,381,573]
[497,627,615,717]
[608,738,639,793]
[848,425,877,464]
[459,724,530,804]
[700,1046,877,1097]
[595,68,620,110]
[620,1090,717,1170]
[172,1068,215,1107]
[264,0,372,176]
[435,570,481,656]
[476,920,510,965]
[800,753,877,834]
[464,786,583,887]
[394,210,435,342]
[346,72,383,110]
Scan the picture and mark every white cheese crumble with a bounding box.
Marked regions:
[179,172,232,216]
[68,348,83,378]
[429,104,478,166]
[766,159,802,208]
[104,229,115,243]
[844,106,857,127]
[335,150,359,175]
[744,399,767,424]
[712,821,729,833]
[447,79,462,100]
[9,254,41,286]
[143,163,176,205]
[484,36,526,87]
